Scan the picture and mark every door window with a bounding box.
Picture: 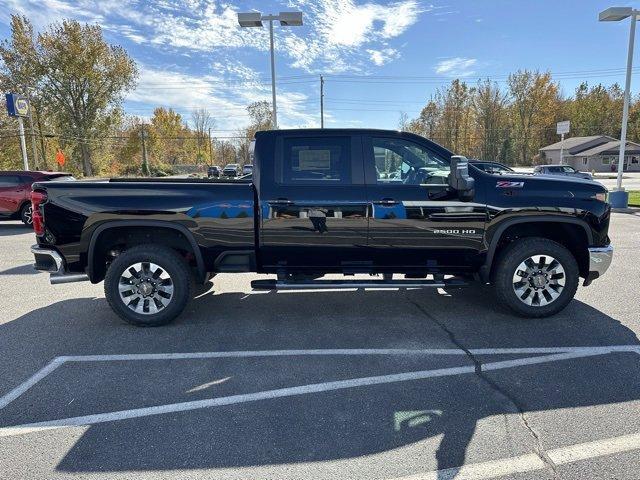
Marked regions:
[279,136,351,185]
[0,176,22,187]
[371,137,449,185]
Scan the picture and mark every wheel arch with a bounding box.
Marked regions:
[481,216,593,282]
[87,220,206,284]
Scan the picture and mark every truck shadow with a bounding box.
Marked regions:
[0,220,31,237]
[1,286,639,478]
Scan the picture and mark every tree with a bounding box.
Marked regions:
[508,70,560,165]
[0,16,49,168]
[473,79,508,162]
[149,107,189,166]
[246,101,273,138]
[568,82,623,138]
[434,79,475,155]
[33,19,136,175]
[191,108,214,163]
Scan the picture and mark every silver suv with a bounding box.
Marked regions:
[533,165,593,180]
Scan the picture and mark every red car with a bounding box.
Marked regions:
[0,171,74,225]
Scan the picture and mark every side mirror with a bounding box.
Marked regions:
[449,155,475,202]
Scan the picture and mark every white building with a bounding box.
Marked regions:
[539,135,640,172]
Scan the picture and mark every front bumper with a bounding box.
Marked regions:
[583,245,614,286]
[31,245,89,284]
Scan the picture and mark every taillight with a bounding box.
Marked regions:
[31,190,47,236]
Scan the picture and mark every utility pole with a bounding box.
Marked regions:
[208,127,214,165]
[320,75,324,129]
[141,124,149,175]
[25,88,38,169]
[17,117,28,170]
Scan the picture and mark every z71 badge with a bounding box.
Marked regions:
[496,181,524,188]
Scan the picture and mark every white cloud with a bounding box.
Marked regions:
[0,0,429,72]
[126,64,317,130]
[435,57,478,77]
[367,48,400,66]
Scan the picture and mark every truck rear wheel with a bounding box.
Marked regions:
[493,237,579,318]
[104,244,192,326]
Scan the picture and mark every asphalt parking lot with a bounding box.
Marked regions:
[1,212,640,480]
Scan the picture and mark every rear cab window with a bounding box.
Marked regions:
[278,136,351,185]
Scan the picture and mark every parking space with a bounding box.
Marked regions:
[1,213,640,479]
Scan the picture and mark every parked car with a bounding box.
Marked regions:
[242,164,253,176]
[30,128,612,326]
[533,165,593,180]
[469,160,514,174]
[0,171,74,224]
[207,166,221,178]
[222,164,239,178]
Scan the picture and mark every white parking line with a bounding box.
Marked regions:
[0,357,65,410]
[394,432,640,480]
[0,350,611,437]
[1,345,639,412]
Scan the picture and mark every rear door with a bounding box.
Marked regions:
[363,134,487,270]
[259,133,369,270]
[0,175,26,214]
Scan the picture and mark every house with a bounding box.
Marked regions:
[539,135,640,172]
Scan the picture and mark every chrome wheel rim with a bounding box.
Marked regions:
[23,206,32,224]
[118,262,174,315]
[512,255,565,307]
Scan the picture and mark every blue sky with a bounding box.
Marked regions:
[1,0,640,135]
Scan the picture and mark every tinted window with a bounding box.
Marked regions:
[562,166,575,173]
[548,166,562,173]
[372,137,449,185]
[0,175,22,187]
[279,136,350,184]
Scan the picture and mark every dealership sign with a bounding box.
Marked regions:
[5,93,30,117]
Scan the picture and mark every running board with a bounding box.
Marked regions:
[251,278,467,290]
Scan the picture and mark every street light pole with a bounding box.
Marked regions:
[268,18,278,129]
[617,12,636,191]
[599,6,639,208]
[238,11,303,131]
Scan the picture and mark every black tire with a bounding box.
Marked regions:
[493,237,579,318]
[104,244,192,326]
[19,203,33,225]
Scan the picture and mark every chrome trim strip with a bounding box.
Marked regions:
[588,245,614,278]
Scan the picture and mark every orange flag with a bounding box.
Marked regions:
[55,149,65,167]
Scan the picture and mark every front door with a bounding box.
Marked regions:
[259,133,369,271]
[363,134,486,271]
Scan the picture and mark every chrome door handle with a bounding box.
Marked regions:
[373,198,398,206]
[268,199,294,205]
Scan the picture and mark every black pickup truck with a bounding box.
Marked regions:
[30,129,613,326]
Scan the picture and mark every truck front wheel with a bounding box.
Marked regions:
[104,244,192,326]
[493,237,579,318]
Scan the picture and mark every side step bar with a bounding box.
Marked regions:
[251,277,467,290]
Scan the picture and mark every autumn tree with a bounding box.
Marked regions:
[32,19,137,176]
[149,107,190,165]
[191,108,214,163]
[473,79,508,162]
[508,70,560,164]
